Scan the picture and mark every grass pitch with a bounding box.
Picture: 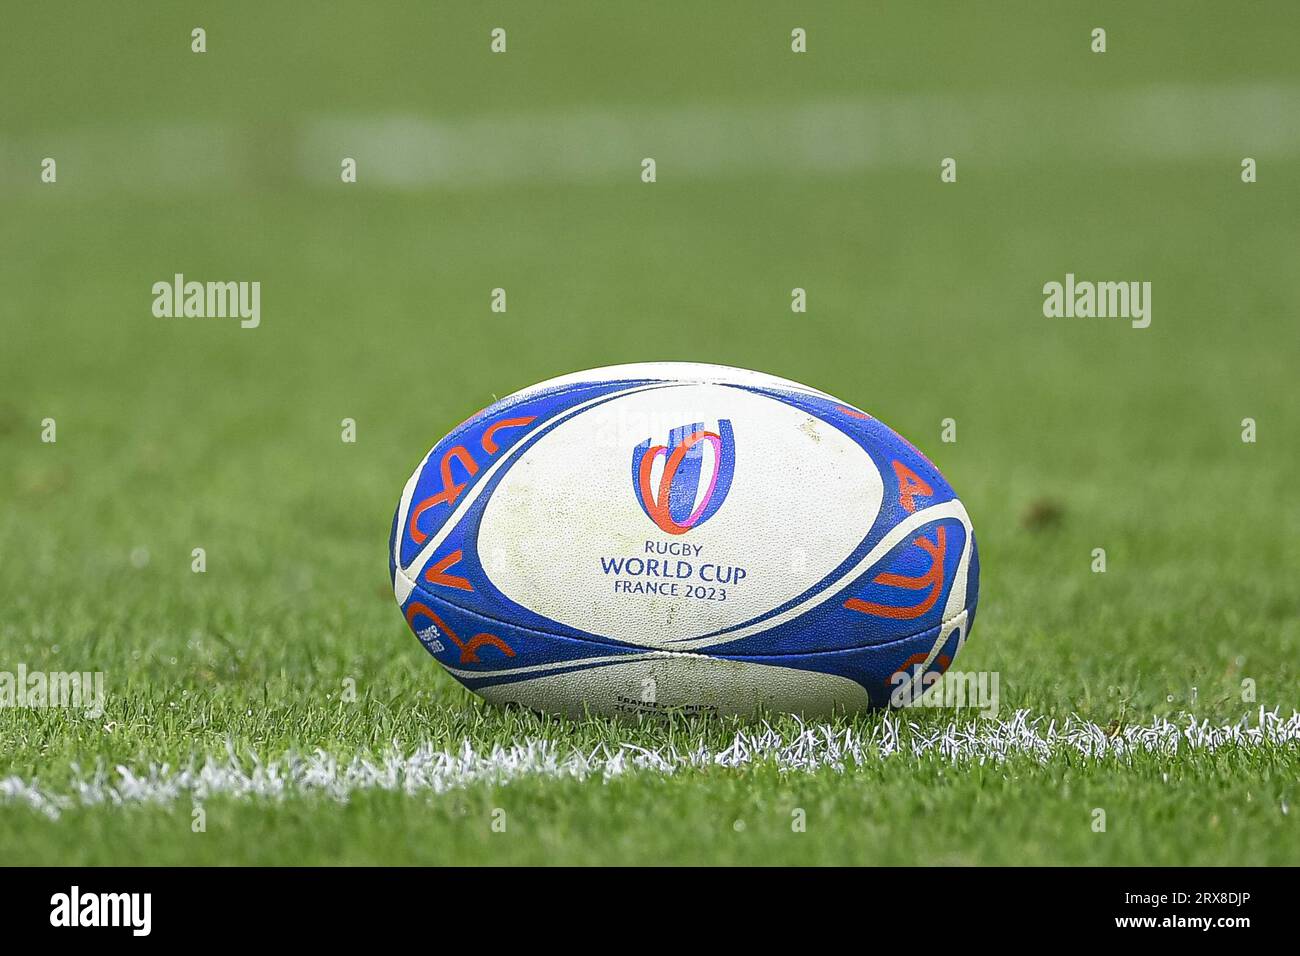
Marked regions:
[1,2,1297,865]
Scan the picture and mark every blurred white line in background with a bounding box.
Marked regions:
[3,84,1296,195]
[300,83,1300,187]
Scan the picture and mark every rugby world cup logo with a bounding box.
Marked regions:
[632,420,736,535]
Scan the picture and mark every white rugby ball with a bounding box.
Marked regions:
[390,362,978,716]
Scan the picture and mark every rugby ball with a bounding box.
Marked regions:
[390,362,979,716]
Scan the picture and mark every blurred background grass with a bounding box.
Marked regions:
[0,1,1296,862]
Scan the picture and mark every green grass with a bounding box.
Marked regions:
[3,745,1295,866]
[1,1,1298,864]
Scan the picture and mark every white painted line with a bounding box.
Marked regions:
[2,708,1296,819]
